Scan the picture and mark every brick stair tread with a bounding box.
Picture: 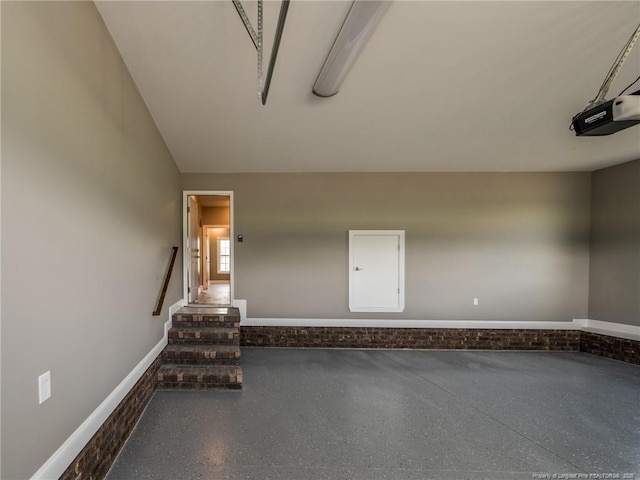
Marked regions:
[173,307,240,327]
[164,344,240,354]
[169,326,239,334]
[157,364,242,390]
[173,319,240,328]
[173,315,239,328]
[168,327,240,345]
[175,306,240,316]
[163,344,241,364]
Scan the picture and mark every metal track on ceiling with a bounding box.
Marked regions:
[231,0,290,105]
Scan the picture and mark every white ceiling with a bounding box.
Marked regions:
[96,1,640,173]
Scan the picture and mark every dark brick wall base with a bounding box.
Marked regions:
[240,326,580,351]
[580,331,640,365]
[241,326,640,364]
[59,355,162,480]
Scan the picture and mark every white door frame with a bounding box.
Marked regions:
[349,230,405,313]
[183,191,234,306]
[186,195,200,303]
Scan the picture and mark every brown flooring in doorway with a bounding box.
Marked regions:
[194,282,230,305]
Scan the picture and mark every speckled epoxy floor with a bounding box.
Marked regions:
[106,350,640,480]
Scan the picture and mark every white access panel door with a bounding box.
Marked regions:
[349,230,405,313]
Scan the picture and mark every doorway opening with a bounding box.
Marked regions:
[184,191,233,306]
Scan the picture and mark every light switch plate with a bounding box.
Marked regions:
[39,371,51,404]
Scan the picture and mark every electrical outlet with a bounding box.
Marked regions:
[38,371,51,404]
[473,297,479,306]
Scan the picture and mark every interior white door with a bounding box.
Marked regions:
[204,228,210,289]
[187,196,200,303]
[203,228,213,290]
[349,230,405,312]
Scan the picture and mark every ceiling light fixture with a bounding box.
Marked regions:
[313,0,392,98]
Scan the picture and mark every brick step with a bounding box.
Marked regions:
[160,308,243,389]
[168,327,240,345]
[162,344,241,365]
[157,364,242,390]
[173,318,240,328]
[173,306,240,328]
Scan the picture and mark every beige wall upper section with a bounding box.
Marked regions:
[1,2,181,478]
[182,172,591,321]
[589,159,640,327]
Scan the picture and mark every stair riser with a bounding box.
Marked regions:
[163,359,239,366]
[172,321,239,328]
[173,315,240,328]
[168,330,239,344]
[157,370,242,387]
[168,337,239,346]
[157,366,243,390]
[157,382,242,390]
[162,353,240,366]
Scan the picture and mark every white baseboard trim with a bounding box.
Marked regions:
[233,299,247,323]
[241,317,577,330]
[574,319,640,341]
[31,300,182,480]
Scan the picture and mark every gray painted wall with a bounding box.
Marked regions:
[588,159,640,327]
[1,3,181,478]
[182,173,591,321]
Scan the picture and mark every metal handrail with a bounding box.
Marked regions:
[153,246,179,316]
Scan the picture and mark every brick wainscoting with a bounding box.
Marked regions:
[240,327,581,351]
[580,331,640,365]
[241,326,640,364]
[59,355,162,480]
